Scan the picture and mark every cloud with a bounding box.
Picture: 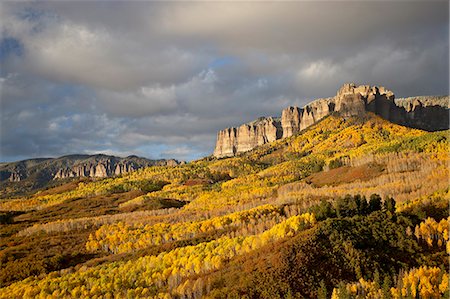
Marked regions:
[0,1,448,162]
[97,85,177,117]
[1,4,211,90]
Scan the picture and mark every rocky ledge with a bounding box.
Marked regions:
[213,83,449,157]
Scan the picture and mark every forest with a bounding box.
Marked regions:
[0,113,448,298]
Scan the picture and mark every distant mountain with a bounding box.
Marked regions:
[0,154,181,197]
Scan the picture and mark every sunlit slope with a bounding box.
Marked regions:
[1,113,447,213]
[0,113,448,298]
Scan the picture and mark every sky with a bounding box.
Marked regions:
[0,1,448,162]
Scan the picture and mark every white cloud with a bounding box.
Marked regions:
[299,60,340,81]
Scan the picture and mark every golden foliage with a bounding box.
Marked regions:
[86,204,286,253]
[392,267,448,299]
[0,213,315,298]
[414,217,450,249]
[339,266,448,299]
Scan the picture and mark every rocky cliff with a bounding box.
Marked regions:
[213,83,449,157]
[281,106,302,138]
[394,96,449,131]
[0,155,181,194]
[52,156,178,179]
[214,117,282,157]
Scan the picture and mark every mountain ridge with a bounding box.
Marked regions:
[214,83,449,158]
[0,154,181,197]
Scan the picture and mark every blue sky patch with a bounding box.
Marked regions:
[208,56,238,69]
[0,37,23,61]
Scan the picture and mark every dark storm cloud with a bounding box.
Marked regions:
[0,1,448,161]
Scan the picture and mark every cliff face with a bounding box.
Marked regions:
[50,156,176,179]
[281,107,302,138]
[51,155,180,180]
[52,159,138,179]
[395,96,449,131]
[299,97,335,130]
[213,83,449,157]
[214,117,282,158]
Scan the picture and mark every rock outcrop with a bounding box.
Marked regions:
[299,97,335,130]
[395,96,449,131]
[281,107,302,138]
[213,83,449,158]
[53,158,117,179]
[8,172,22,182]
[214,117,282,157]
[51,155,180,179]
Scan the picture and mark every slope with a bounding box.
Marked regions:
[0,113,448,298]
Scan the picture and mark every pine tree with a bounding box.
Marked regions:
[317,280,328,299]
[384,197,396,214]
[369,194,382,213]
[373,269,381,290]
[359,196,369,215]
[337,282,350,299]
[382,275,392,299]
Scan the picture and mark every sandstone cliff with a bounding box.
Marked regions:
[395,96,449,131]
[213,83,449,157]
[281,107,302,138]
[50,155,174,179]
[214,117,282,158]
[299,97,335,130]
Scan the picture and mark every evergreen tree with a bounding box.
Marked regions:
[313,199,336,220]
[317,280,328,299]
[347,195,358,215]
[382,275,392,299]
[384,197,396,214]
[337,282,350,299]
[353,195,362,215]
[335,195,353,217]
[369,194,382,213]
[373,269,381,290]
[358,196,369,215]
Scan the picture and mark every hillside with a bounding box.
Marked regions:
[214,83,449,158]
[0,154,180,198]
[0,113,448,298]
